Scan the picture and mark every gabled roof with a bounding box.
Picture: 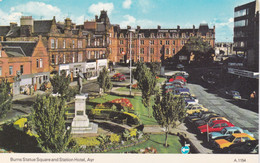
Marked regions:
[1,41,37,57]
[34,20,52,35]
[3,47,26,57]
[0,26,10,36]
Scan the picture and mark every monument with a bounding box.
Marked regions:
[71,94,98,134]
[77,69,84,94]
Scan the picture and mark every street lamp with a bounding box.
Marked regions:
[138,34,141,62]
[149,40,151,62]
[129,29,135,96]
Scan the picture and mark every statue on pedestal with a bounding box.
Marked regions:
[77,69,84,94]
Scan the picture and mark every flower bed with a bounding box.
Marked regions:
[109,98,134,110]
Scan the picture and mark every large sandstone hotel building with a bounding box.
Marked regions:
[108,24,215,63]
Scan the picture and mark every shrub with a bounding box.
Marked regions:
[13,118,27,128]
[129,128,137,137]
[74,137,100,147]
[109,134,121,143]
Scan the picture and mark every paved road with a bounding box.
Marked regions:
[188,83,259,140]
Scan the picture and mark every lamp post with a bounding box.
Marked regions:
[129,29,135,96]
[149,40,151,62]
[138,34,141,62]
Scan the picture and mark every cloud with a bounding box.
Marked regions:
[120,15,136,28]
[9,1,61,20]
[0,9,22,25]
[88,2,114,16]
[123,0,132,9]
[138,0,151,13]
[210,18,234,42]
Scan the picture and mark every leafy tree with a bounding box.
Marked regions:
[133,61,145,81]
[97,67,112,95]
[135,63,157,117]
[32,95,71,153]
[148,62,161,75]
[0,79,12,118]
[153,92,186,147]
[50,70,71,99]
[183,36,215,64]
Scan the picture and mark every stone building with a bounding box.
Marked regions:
[108,23,215,63]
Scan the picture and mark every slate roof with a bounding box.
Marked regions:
[33,20,52,35]
[6,26,20,37]
[1,41,37,57]
[3,47,26,57]
[0,26,10,36]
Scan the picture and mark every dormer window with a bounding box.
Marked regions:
[150,33,155,38]
[120,33,124,38]
[172,33,177,38]
[140,33,144,38]
[159,33,164,38]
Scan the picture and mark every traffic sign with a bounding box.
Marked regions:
[181,146,190,154]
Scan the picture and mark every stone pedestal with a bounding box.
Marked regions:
[71,94,98,134]
[160,66,165,76]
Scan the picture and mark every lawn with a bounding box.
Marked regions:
[109,134,182,153]
[157,77,167,84]
[116,87,141,93]
[88,94,158,125]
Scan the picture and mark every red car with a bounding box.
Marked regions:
[114,74,126,81]
[198,120,234,134]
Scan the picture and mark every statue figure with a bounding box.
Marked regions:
[77,69,84,94]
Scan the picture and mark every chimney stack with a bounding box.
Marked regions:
[157,25,161,29]
[10,22,17,30]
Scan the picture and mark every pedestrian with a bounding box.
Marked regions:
[250,91,256,103]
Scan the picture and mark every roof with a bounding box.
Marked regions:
[0,26,10,36]
[6,26,20,37]
[232,133,253,137]
[3,47,26,57]
[1,41,37,57]
[34,20,52,35]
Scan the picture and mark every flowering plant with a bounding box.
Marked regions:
[109,98,134,110]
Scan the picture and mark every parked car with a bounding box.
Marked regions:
[213,133,255,150]
[225,90,241,100]
[113,74,126,81]
[176,64,184,69]
[186,111,216,123]
[195,116,229,128]
[227,140,258,154]
[198,120,234,134]
[209,127,254,142]
[182,94,199,105]
[191,113,220,125]
[173,87,190,96]
[112,73,122,80]
[186,105,208,115]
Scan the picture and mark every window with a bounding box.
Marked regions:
[78,53,82,62]
[213,124,220,128]
[40,59,43,68]
[120,40,124,45]
[51,55,55,64]
[234,138,241,143]
[56,39,58,49]
[172,40,175,45]
[182,33,185,38]
[166,40,170,45]
[51,39,55,49]
[20,65,23,74]
[150,48,154,54]
[181,40,185,45]
[0,49,2,57]
[9,66,13,75]
[160,40,162,45]
[150,40,154,45]
[0,67,2,76]
[234,19,248,27]
[119,48,124,53]
[166,48,169,55]
[78,40,82,48]
[120,33,124,38]
[150,33,155,38]
[221,123,228,127]
[72,40,75,48]
[140,57,144,62]
[140,48,144,54]
[72,53,75,63]
[141,40,144,45]
[63,40,66,48]
[56,55,58,64]
[235,9,247,18]
[172,48,175,55]
[172,33,177,38]
[36,59,39,68]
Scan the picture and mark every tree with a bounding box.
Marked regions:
[50,70,71,99]
[153,92,186,147]
[0,79,12,118]
[184,36,215,64]
[32,95,70,153]
[97,67,112,95]
[135,63,157,117]
[148,62,161,75]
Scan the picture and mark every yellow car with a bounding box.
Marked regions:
[186,105,208,115]
[214,133,255,149]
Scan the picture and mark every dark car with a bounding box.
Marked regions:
[227,140,258,154]
[225,90,241,100]
[193,114,221,127]
[186,111,215,123]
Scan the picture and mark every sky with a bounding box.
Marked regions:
[0,0,254,42]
